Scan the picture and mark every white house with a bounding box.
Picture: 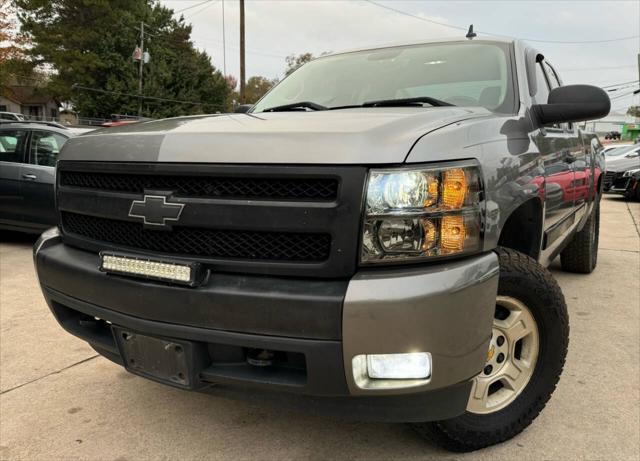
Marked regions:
[0,85,59,120]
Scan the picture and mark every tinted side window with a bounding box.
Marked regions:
[536,62,563,129]
[0,130,27,164]
[30,131,68,167]
[543,62,571,130]
[543,62,560,89]
[534,63,551,104]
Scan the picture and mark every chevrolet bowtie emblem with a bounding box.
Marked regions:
[129,195,184,229]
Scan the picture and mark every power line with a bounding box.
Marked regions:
[363,0,468,32]
[601,80,640,89]
[184,0,220,19]
[127,18,287,60]
[560,64,637,72]
[608,83,640,92]
[174,0,212,14]
[71,84,225,108]
[609,89,640,101]
[192,35,287,58]
[364,0,640,44]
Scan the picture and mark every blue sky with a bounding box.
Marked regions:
[160,0,640,113]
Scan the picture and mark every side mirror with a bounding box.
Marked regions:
[234,104,253,114]
[533,84,610,125]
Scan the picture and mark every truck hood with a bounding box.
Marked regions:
[61,107,491,164]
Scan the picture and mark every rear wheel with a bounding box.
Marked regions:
[411,248,568,452]
[560,198,600,273]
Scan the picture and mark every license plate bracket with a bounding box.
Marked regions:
[113,327,204,389]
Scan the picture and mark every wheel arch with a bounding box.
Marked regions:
[497,197,544,261]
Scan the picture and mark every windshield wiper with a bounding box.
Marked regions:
[361,97,454,108]
[262,101,327,112]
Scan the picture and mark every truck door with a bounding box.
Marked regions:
[531,59,577,245]
[0,129,29,228]
[543,62,587,212]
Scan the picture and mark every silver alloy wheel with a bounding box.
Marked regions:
[467,296,540,414]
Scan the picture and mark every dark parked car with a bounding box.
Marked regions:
[604,147,640,200]
[0,121,73,233]
[604,131,621,140]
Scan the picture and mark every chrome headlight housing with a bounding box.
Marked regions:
[361,162,483,264]
[622,168,640,178]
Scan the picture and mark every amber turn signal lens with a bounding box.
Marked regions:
[441,215,465,253]
[442,168,467,209]
[421,218,438,252]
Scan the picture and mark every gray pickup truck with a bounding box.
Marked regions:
[34,38,609,452]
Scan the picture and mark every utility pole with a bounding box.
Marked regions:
[239,0,245,103]
[138,21,145,116]
[222,0,226,76]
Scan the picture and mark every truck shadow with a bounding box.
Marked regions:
[0,230,39,245]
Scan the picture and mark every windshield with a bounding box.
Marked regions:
[253,41,516,114]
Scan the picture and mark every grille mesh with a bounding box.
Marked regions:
[61,212,331,262]
[59,171,338,201]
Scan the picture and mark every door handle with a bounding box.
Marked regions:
[22,173,37,180]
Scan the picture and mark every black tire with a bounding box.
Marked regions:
[624,181,640,202]
[560,198,600,273]
[411,248,569,452]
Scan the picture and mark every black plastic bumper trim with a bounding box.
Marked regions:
[46,288,471,422]
[44,287,348,396]
[36,241,346,340]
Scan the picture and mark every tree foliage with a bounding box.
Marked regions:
[14,0,231,118]
[627,106,640,119]
[244,75,278,104]
[284,52,314,76]
[0,0,34,87]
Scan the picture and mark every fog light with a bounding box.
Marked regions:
[100,252,201,286]
[366,353,431,379]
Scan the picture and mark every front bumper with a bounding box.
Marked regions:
[604,171,638,195]
[34,229,499,422]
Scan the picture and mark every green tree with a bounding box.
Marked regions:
[14,0,230,118]
[0,0,34,87]
[284,52,314,76]
[244,75,278,104]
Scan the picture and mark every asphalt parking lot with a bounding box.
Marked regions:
[1,195,638,461]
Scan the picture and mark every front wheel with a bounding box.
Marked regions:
[411,248,569,452]
[560,198,600,273]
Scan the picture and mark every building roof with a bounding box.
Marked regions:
[1,85,57,105]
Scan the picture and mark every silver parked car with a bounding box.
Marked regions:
[0,121,74,233]
[0,111,27,122]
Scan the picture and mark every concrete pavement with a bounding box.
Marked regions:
[1,195,638,460]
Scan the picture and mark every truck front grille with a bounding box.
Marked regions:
[56,162,367,278]
[61,212,331,262]
[59,171,339,201]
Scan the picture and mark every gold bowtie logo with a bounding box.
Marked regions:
[487,345,495,361]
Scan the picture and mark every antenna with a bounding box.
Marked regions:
[466,24,477,40]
